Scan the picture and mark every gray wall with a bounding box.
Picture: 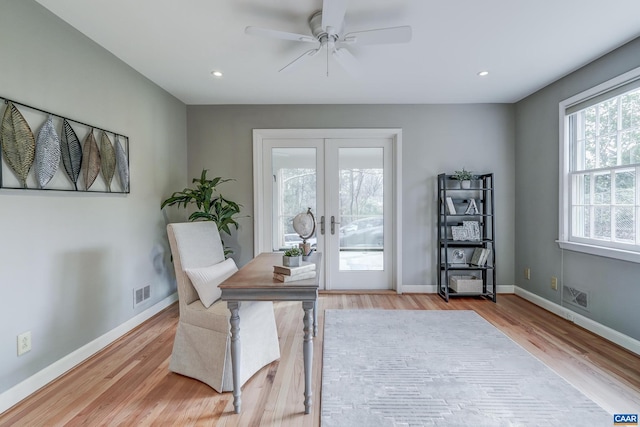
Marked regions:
[515,37,640,340]
[186,104,516,288]
[0,0,187,393]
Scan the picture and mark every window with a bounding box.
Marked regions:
[559,67,640,263]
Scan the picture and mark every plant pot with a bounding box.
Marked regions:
[283,255,302,267]
[461,180,471,189]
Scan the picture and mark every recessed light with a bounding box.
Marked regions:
[478,71,489,77]
[211,70,223,77]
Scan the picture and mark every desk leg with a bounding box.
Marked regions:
[228,301,242,414]
[313,299,318,337]
[302,301,314,414]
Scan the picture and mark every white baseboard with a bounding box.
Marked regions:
[401,284,437,293]
[515,286,640,356]
[0,293,178,414]
[400,284,515,294]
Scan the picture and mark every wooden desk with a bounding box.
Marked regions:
[219,252,320,415]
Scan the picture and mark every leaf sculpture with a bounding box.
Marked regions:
[81,129,101,191]
[0,102,35,188]
[60,119,82,190]
[99,130,116,192]
[114,135,130,192]
[34,115,61,188]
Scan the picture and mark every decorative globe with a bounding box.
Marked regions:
[293,208,316,241]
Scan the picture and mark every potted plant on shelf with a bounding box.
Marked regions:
[451,168,477,189]
[161,169,244,257]
[282,247,303,267]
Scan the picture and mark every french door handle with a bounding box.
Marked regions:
[320,216,325,235]
[331,216,340,235]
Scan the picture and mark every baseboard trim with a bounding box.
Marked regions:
[401,284,515,294]
[401,285,437,293]
[515,286,640,356]
[0,293,178,414]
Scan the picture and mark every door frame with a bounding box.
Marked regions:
[252,128,403,293]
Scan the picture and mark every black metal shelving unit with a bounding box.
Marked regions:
[437,173,496,302]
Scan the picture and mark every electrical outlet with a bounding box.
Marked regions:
[551,276,558,290]
[524,268,531,280]
[17,331,32,356]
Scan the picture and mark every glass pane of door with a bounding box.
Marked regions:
[271,148,317,251]
[338,147,384,271]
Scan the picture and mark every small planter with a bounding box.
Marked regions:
[283,255,302,267]
[452,169,476,189]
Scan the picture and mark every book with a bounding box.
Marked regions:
[273,261,316,276]
[445,197,456,215]
[479,248,490,266]
[470,248,489,266]
[273,271,317,282]
[470,248,482,265]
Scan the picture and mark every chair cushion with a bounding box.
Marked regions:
[185,258,238,308]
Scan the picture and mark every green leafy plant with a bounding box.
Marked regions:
[283,247,302,257]
[452,168,477,181]
[161,169,244,256]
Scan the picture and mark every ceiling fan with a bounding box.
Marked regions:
[245,0,412,76]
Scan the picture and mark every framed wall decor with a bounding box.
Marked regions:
[0,96,130,194]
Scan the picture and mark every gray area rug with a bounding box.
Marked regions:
[321,310,610,426]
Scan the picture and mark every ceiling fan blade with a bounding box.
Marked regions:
[332,47,360,76]
[343,26,412,45]
[245,26,316,43]
[279,48,320,72]
[321,0,347,33]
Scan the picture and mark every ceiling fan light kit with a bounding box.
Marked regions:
[245,0,412,76]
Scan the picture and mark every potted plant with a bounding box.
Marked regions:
[161,169,244,257]
[451,168,477,189]
[283,247,302,267]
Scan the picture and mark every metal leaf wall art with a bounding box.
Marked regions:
[81,129,101,191]
[35,115,61,188]
[0,98,130,193]
[100,131,116,192]
[115,135,130,192]
[60,119,83,190]
[0,102,35,188]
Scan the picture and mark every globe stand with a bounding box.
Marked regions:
[293,208,316,259]
[299,242,312,259]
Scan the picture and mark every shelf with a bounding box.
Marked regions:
[440,187,493,192]
[440,239,491,246]
[440,213,493,217]
[441,264,494,270]
[437,172,496,303]
[443,288,496,298]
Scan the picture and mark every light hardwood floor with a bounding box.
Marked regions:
[1,294,639,426]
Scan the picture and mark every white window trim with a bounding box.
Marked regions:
[558,65,640,264]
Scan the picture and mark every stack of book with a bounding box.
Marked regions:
[273,261,316,282]
[470,248,490,266]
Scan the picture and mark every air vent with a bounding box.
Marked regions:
[133,285,151,308]
[563,285,589,310]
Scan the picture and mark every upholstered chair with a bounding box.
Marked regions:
[166,222,280,392]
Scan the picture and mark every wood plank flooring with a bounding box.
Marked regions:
[1,294,639,426]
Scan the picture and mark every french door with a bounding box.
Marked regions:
[253,129,401,291]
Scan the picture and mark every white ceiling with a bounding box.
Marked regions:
[35,0,640,105]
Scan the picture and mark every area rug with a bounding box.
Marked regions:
[321,310,610,426]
